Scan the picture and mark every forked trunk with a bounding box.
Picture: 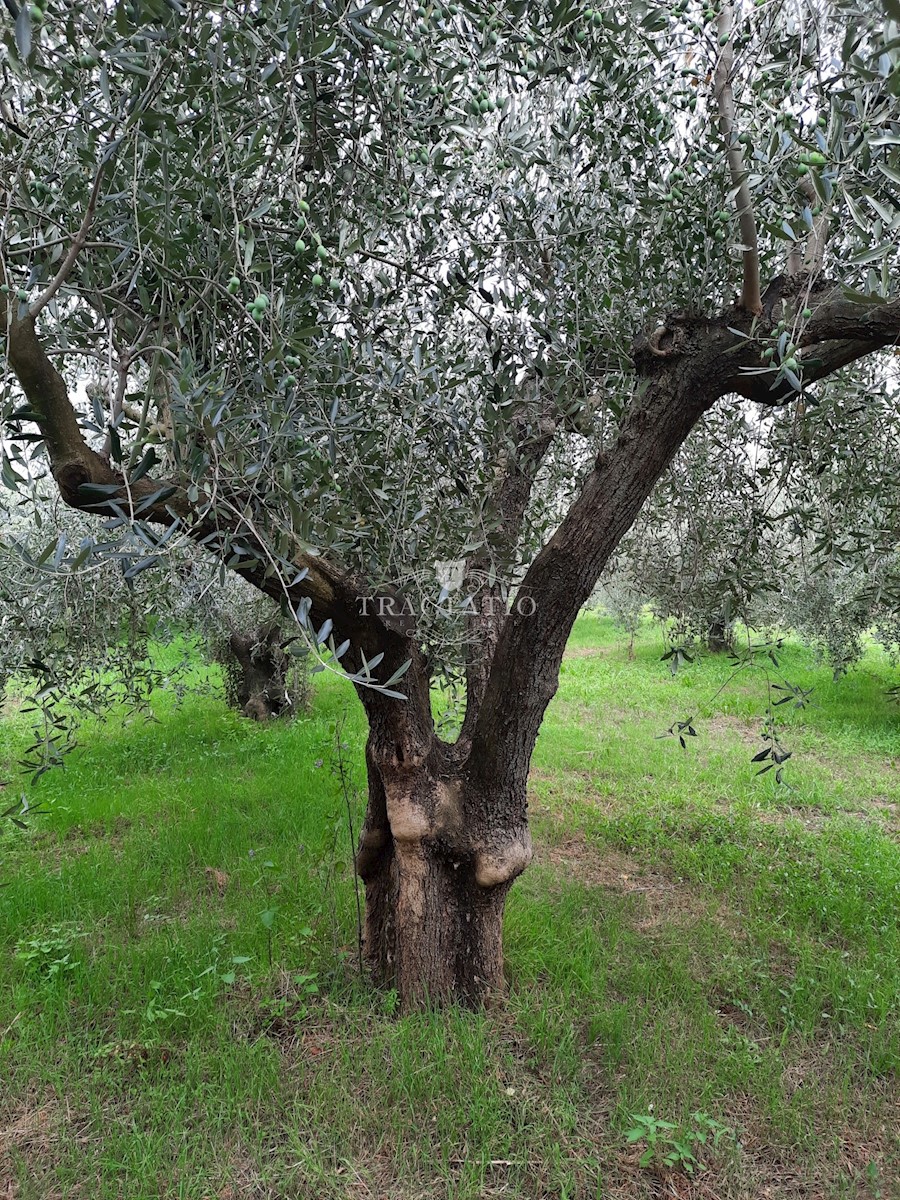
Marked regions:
[355,745,531,1009]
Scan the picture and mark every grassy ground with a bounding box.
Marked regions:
[1,617,899,1199]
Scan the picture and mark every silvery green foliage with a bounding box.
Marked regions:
[604,402,790,648]
[0,492,300,776]
[1,0,897,691]
[784,553,900,677]
[769,362,900,672]
[0,494,173,775]
[605,363,900,668]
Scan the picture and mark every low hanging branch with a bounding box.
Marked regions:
[0,301,424,696]
[714,1,762,315]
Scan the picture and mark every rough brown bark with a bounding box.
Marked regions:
[706,617,734,655]
[354,739,530,1009]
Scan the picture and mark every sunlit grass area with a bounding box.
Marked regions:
[1,617,898,1198]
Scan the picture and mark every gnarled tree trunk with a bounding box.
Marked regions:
[353,736,531,1009]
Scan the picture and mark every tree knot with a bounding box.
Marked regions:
[633,322,688,367]
[54,461,92,506]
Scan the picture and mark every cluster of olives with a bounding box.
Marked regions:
[247,292,269,322]
[27,0,49,25]
[760,310,814,373]
[796,150,827,175]
[0,283,31,303]
[294,202,340,291]
[225,197,342,314]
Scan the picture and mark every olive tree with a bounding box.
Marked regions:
[602,402,789,653]
[603,360,900,665]
[0,495,309,777]
[2,0,899,1008]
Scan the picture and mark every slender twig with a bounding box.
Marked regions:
[28,149,117,319]
[334,709,364,974]
[800,176,829,275]
[714,1,762,314]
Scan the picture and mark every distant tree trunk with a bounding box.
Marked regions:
[220,622,290,721]
[706,598,735,653]
[706,616,734,654]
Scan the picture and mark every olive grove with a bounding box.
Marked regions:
[1,0,899,1007]
[601,360,900,667]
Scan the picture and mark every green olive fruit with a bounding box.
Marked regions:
[329,278,341,292]
[316,245,328,263]
[802,307,812,318]
[311,273,324,287]
[783,356,799,371]
[227,276,240,294]
[295,237,307,253]
[17,288,29,301]
[254,293,268,309]
[298,199,310,214]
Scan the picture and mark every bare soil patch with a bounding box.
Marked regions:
[537,839,730,933]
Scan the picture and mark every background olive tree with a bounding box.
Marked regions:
[0,491,310,779]
[601,362,900,669]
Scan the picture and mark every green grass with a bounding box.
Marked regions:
[1,617,899,1198]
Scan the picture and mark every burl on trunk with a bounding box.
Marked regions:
[354,740,532,1009]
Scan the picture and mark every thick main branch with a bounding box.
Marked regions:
[468,282,900,792]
